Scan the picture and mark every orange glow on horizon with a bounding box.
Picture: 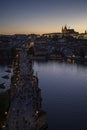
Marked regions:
[0,25,86,35]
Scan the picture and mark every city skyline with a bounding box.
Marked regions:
[0,0,87,34]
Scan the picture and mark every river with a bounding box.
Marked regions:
[0,64,12,93]
[33,60,87,130]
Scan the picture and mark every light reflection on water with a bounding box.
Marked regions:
[33,61,87,130]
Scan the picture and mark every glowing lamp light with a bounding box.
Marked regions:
[2,125,6,128]
[5,112,7,115]
[16,54,19,58]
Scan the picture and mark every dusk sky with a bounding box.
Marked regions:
[0,0,87,34]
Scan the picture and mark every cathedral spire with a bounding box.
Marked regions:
[62,26,63,33]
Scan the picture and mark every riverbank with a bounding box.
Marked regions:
[0,90,10,129]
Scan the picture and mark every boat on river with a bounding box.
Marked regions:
[2,75,9,79]
[0,83,5,89]
[5,69,11,73]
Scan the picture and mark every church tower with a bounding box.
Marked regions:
[62,25,68,34]
[62,26,63,33]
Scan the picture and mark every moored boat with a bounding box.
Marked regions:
[2,75,9,79]
[0,83,5,89]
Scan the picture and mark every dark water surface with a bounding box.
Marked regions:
[33,61,87,130]
[0,65,12,93]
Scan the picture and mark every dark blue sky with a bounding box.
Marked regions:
[0,0,87,34]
